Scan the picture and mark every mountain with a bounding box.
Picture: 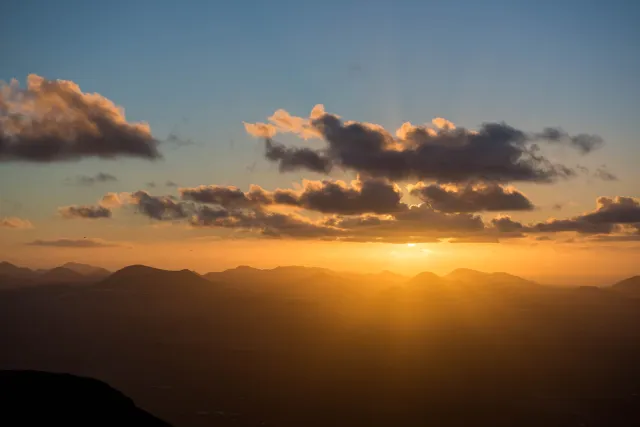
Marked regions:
[445,268,538,287]
[61,262,111,279]
[99,265,210,288]
[406,271,442,285]
[204,265,333,285]
[0,370,172,426]
[0,261,36,279]
[611,275,640,297]
[36,267,87,284]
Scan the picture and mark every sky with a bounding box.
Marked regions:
[1,0,639,284]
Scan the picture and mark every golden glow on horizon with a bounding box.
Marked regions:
[0,238,638,286]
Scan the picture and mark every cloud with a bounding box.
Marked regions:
[243,122,277,138]
[69,172,117,186]
[594,167,617,181]
[490,215,525,232]
[26,238,119,248]
[535,128,604,154]
[59,205,112,219]
[181,177,406,215]
[265,139,331,174]
[410,183,534,212]
[190,206,343,239]
[495,196,640,235]
[146,182,157,188]
[286,178,405,215]
[323,204,485,243]
[244,105,324,140]
[245,107,603,183]
[582,196,640,224]
[0,217,33,229]
[0,74,160,162]
[129,191,190,221]
[165,180,178,187]
[181,185,260,208]
[100,192,125,208]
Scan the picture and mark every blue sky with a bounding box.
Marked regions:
[1,0,639,278]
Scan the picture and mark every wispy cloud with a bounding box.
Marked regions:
[0,217,33,229]
[26,238,120,248]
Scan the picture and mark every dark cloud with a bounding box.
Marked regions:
[582,197,640,224]
[411,183,534,213]
[181,185,258,208]
[181,177,406,215]
[0,75,161,162]
[70,172,117,186]
[247,107,603,183]
[59,205,112,219]
[176,181,483,242]
[265,139,331,174]
[26,238,119,248]
[322,204,486,243]
[293,178,405,215]
[129,191,191,221]
[165,180,178,187]
[190,205,343,239]
[535,128,604,154]
[495,197,640,236]
[146,182,157,189]
[491,216,525,233]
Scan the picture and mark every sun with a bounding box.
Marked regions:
[407,243,416,247]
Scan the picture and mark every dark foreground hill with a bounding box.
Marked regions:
[0,370,172,426]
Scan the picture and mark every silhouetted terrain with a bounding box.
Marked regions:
[1,263,640,426]
[0,370,172,426]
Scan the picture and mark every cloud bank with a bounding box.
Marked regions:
[245,105,603,183]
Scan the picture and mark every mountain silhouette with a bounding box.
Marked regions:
[445,268,538,287]
[99,265,210,288]
[406,271,444,286]
[611,275,640,297]
[0,261,35,279]
[62,262,111,279]
[0,370,172,426]
[37,267,87,284]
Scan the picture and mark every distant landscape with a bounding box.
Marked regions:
[2,261,640,426]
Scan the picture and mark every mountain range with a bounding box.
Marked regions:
[1,261,638,296]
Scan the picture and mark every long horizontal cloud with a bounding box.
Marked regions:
[410,183,534,213]
[181,177,406,215]
[494,196,640,235]
[0,217,33,229]
[26,238,119,248]
[245,106,604,183]
[90,183,638,244]
[0,75,160,162]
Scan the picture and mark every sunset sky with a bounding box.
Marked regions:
[1,0,639,284]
